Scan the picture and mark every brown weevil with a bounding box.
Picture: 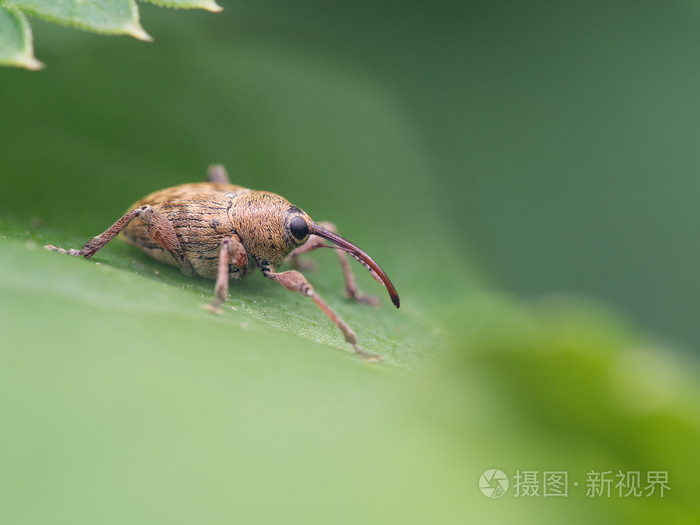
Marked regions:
[45,165,399,360]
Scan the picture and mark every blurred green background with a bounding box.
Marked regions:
[1,1,699,523]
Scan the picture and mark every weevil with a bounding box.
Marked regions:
[45,165,399,360]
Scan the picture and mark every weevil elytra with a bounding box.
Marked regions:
[45,165,399,360]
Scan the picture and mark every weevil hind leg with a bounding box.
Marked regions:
[45,206,147,258]
[204,235,248,314]
[261,267,381,362]
[45,205,194,275]
[206,164,231,184]
[285,221,381,307]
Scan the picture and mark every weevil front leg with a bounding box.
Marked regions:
[205,234,248,314]
[286,221,381,307]
[261,267,381,361]
[45,205,194,275]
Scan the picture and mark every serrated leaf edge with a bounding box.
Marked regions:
[0,6,44,70]
[0,0,227,70]
[140,0,223,13]
[7,0,153,41]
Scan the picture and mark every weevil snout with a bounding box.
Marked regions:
[227,192,399,308]
[308,222,400,309]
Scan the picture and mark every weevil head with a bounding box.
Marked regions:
[229,191,400,308]
[229,191,313,265]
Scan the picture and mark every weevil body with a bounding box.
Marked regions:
[121,182,309,280]
[46,165,399,360]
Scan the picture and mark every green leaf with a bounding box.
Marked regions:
[0,0,226,70]
[141,0,222,12]
[4,0,151,40]
[0,6,42,69]
[2,13,699,519]
[2,230,699,524]
[1,223,438,370]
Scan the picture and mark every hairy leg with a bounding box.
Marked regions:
[205,234,248,314]
[45,205,193,275]
[261,267,381,361]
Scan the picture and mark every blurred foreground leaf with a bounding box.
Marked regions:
[1,223,698,524]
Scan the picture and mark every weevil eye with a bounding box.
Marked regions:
[289,216,310,241]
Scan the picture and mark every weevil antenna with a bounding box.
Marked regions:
[309,223,400,308]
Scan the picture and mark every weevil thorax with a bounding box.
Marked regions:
[228,191,312,267]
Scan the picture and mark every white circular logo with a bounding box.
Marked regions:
[479,469,509,498]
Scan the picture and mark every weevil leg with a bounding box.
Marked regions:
[206,164,231,184]
[205,234,248,314]
[45,205,194,275]
[286,221,381,307]
[261,268,381,361]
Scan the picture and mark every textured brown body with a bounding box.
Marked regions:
[122,182,310,279]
